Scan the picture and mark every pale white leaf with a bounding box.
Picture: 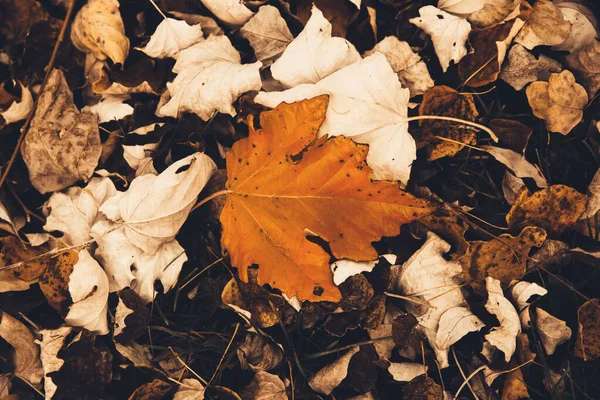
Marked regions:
[137,18,204,59]
[483,277,521,362]
[38,326,72,400]
[388,362,427,382]
[553,2,598,53]
[84,95,134,123]
[1,82,33,125]
[199,0,254,28]
[509,280,548,328]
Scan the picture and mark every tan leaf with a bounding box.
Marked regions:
[514,0,571,50]
[237,333,283,372]
[506,185,587,234]
[526,70,588,135]
[553,2,598,54]
[501,361,530,400]
[242,371,286,400]
[70,0,130,64]
[37,326,72,400]
[173,379,205,400]
[574,298,600,361]
[0,312,43,385]
[137,18,204,59]
[480,145,548,188]
[499,44,562,91]
[565,39,600,98]
[22,69,101,194]
[468,1,522,28]
[309,346,359,395]
[535,308,571,355]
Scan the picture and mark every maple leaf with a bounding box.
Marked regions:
[220,96,434,302]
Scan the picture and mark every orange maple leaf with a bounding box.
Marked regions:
[220,96,435,302]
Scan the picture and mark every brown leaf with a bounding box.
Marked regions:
[403,376,443,400]
[574,299,600,361]
[419,210,469,258]
[565,39,600,98]
[501,361,530,400]
[0,311,43,385]
[237,333,283,372]
[221,96,434,302]
[295,0,360,38]
[514,0,571,50]
[22,69,101,194]
[416,86,479,160]
[38,249,79,315]
[499,44,562,91]
[0,0,47,44]
[468,1,521,28]
[0,235,52,292]
[459,226,547,293]
[506,185,588,235]
[309,346,360,395]
[241,371,287,400]
[128,379,173,400]
[392,313,419,348]
[489,119,533,154]
[526,70,588,135]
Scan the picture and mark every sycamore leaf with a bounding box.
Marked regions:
[70,0,130,64]
[565,39,600,98]
[480,145,548,188]
[22,69,101,194]
[200,0,254,28]
[309,347,360,395]
[499,44,562,91]
[255,53,416,183]
[137,18,204,59]
[483,277,521,363]
[270,6,360,88]
[174,379,205,400]
[526,70,588,135]
[240,5,293,68]
[38,326,72,400]
[363,36,434,97]
[0,312,44,385]
[391,232,485,368]
[221,96,434,302]
[535,308,571,355]
[514,0,570,50]
[574,298,600,361]
[157,35,262,121]
[0,82,32,125]
[409,6,471,72]
[553,2,598,54]
[438,0,512,16]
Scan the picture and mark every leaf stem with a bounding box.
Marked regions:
[191,189,231,212]
[404,115,498,142]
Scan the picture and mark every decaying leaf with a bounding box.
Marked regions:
[221,96,433,302]
[0,82,33,126]
[410,6,472,72]
[565,39,600,98]
[482,277,521,362]
[363,36,434,97]
[0,235,52,292]
[237,333,283,372]
[256,53,417,183]
[0,311,44,385]
[137,18,204,59]
[403,375,443,400]
[574,299,600,361]
[240,6,293,68]
[480,145,548,188]
[526,70,588,135]
[553,2,598,54]
[173,379,205,400]
[70,0,130,65]
[459,226,547,293]
[309,346,360,395]
[506,185,588,235]
[157,35,262,120]
[22,69,101,194]
[38,326,73,400]
[499,44,562,91]
[271,6,360,88]
[514,0,571,50]
[200,0,253,28]
[391,232,485,368]
[501,361,530,400]
[416,86,478,160]
[489,118,533,154]
[242,371,286,400]
[419,210,470,258]
[535,307,571,355]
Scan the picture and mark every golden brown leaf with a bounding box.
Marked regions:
[0,235,52,292]
[220,96,434,302]
[416,86,478,160]
[459,226,547,293]
[506,185,588,235]
[419,210,469,259]
[501,361,530,400]
[574,299,600,361]
[38,249,79,315]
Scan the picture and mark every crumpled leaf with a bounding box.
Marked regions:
[0,311,44,385]
[438,0,512,16]
[526,70,588,135]
[270,6,360,88]
[499,44,562,91]
[240,6,293,68]
[510,280,548,328]
[0,82,32,125]
[364,36,434,96]
[70,0,130,64]
[137,18,204,59]
[309,346,359,395]
[83,94,134,123]
[480,145,548,188]
[255,53,417,183]
[403,376,443,400]
[468,0,522,27]
[409,6,471,72]
[200,0,253,28]
[565,39,600,98]
[242,371,286,400]
[173,379,205,400]
[482,277,521,362]
[506,185,587,235]
[122,123,164,171]
[388,362,427,382]
[22,69,101,194]
[237,333,283,371]
[552,2,598,54]
[157,35,262,121]
[574,298,600,361]
[37,326,72,400]
[535,308,572,355]
[221,96,433,302]
[582,169,600,219]
[514,0,571,50]
[391,232,485,368]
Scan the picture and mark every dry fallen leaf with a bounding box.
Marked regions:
[237,333,283,372]
[22,69,101,194]
[0,311,43,385]
[309,346,360,395]
[438,0,513,16]
[482,277,521,362]
[0,82,32,126]
[506,185,588,235]
[582,169,600,219]
[501,361,530,400]
[410,6,472,72]
[0,235,51,292]
[70,0,130,65]
[173,378,205,400]
[221,96,433,302]
[489,118,533,154]
[574,298,600,361]
[468,0,522,27]
[240,6,293,68]
[242,371,287,400]
[510,280,548,328]
[403,375,443,400]
[552,2,598,54]
[526,70,588,135]
[137,18,204,59]
[514,0,571,50]
[535,308,572,355]
[499,44,562,91]
[200,0,254,28]
[38,326,72,400]
[270,6,360,88]
[565,39,600,98]
[480,145,548,188]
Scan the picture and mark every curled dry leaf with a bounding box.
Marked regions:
[480,146,548,188]
[157,35,262,121]
[483,277,521,362]
[83,94,134,123]
[535,307,572,355]
[506,185,588,235]
[459,226,547,293]
[271,6,360,88]
[514,0,571,50]
[242,371,286,400]
[22,69,101,194]
[70,0,130,65]
[137,18,204,59]
[200,0,254,28]
[391,232,485,368]
[363,36,434,96]
[173,378,205,400]
[0,82,33,125]
[0,311,44,385]
[565,39,600,98]
[510,280,548,328]
[240,6,293,68]
[256,53,416,183]
[38,326,72,400]
[526,70,588,135]
[221,96,433,302]
[409,6,471,72]
[574,298,600,361]
[309,346,360,395]
[499,44,562,91]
